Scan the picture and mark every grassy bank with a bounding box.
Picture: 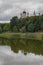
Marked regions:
[0,32,43,41]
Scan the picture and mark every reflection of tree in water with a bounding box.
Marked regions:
[0,38,43,55]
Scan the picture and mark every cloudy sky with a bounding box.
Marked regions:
[0,0,43,23]
[0,46,43,65]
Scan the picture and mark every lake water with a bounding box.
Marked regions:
[0,38,43,65]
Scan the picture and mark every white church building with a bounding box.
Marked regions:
[20,11,29,18]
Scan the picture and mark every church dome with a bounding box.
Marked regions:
[23,11,26,13]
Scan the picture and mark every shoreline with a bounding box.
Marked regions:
[0,32,43,41]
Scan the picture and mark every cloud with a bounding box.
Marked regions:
[0,46,43,65]
[0,0,43,22]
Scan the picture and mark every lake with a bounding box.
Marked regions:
[0,38,43,65]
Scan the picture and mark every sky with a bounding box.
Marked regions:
[0,46,43,65]
[0,0,43,23]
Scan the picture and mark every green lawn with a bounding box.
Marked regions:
[0,32,43,41]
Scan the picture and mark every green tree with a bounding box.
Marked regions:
[20,26,26,32]
[3,24,10,32]
[13,26,18,32]
[10,16,19,32]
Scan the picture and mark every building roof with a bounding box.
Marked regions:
[23,11,26,13]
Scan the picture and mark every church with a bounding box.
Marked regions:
[20,11,29,18]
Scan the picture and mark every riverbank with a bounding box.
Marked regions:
[0,32,43,41]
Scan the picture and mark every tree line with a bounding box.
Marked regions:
[0,15,43,33]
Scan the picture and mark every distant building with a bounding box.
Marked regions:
[20,11,29,18]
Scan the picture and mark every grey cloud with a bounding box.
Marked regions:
[0,0,43,21]
[0,46,43,65]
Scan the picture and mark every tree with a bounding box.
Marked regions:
[3,24,10,32]
[10,16,19,32]
[13,26,18,32]
[9,15,43,32]
[20,26,26,32]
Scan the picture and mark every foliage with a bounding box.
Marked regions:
[13,26,18,32]
[0,14,43,33]
[3,24,10,32]
[0,37,43,55]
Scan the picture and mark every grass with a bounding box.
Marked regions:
[0,32,43,41]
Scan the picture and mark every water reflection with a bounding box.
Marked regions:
[0,38,43,55]
[0,46,43,65]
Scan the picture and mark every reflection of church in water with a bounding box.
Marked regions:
[20,11,29,18]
